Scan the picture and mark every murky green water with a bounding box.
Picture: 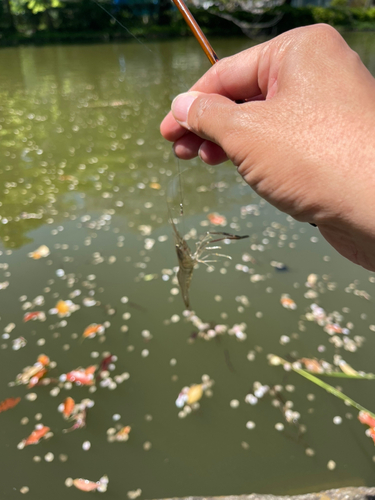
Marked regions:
[1,33,375,500]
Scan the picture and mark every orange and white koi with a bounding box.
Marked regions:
[18,424,52,449]
[207,213,227,226]
[23,311,46,322]
[70,475,108,492]
[16,354,50,385]
[114,426,131,441]
[324,323,349,335]
[300,358,324,374]
[280,294,297,310]
[28,245,50,259]
[83,324,105,339]
[28,368,48,388]
[60,366,97,386]
[358,411,375,428]
[61,398,94,433]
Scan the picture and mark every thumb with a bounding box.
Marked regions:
[171,91,244,155]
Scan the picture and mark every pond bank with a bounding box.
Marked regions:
[156,487,375,500]
[2,5,375,48]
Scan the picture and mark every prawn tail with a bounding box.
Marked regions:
[177,267,193,309]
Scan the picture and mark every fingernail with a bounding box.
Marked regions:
[171,92,198,126]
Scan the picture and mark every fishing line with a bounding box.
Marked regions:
[91,0,155,54]
[92,0,195,229]
[176,158,184,216]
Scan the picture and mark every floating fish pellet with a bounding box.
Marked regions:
[44,452,54,462]
[327,460,336,470]
[230,399,240,408]
[82,441,91,451]
[20,487,29,494]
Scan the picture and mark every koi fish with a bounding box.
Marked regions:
[97,354,117,380]
[23,311,46,322]
[0,397,21,413]
[280,294,297,310]
[72,475,108,492]
[28,245,50,259]
[114,426,131,441]
[28,368,47,388]
[55,300,70,315]
[16,354,50,385]
[324,323,349,335]
[62,398,94,433]
[338,360,359,376]
[207,213,227,226]
[19,425,51,448]
[49,300,79,317]
[300,358,324,374]
[175,378,214,409]
[83,323,105,339]
[358,411,375,428]
[58,397,76,419]
[60,366,97,386]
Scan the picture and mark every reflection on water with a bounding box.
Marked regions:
[0,35,375,500]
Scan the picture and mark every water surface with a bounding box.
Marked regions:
[0,34,375,500]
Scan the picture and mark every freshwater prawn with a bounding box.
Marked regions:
[170,215,248,309]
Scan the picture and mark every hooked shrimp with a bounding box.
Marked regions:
[170,216,248,309]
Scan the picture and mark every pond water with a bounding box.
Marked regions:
[1,32,375,500]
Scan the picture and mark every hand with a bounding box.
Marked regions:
[160,24,375,271]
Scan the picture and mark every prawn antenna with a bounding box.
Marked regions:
[209,232,249,243]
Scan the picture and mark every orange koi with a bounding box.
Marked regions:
[37,354,50,366]
[83,324,104,339]
[72,475,108,492]
[73,479,100,492]
[358,411,375,428]
[300,358,324,374]
[0,397,21,413]
[207,213,227,226]
[22,425,51,446]
[58,397,75,419]
[368,427,375,445]
[85,365,97,376]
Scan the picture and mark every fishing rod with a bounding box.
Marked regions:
[171,0,219,66]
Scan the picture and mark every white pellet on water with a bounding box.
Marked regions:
[82,441,91,451]
[44,452,54,462]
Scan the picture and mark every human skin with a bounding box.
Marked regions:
[160,24,375,272]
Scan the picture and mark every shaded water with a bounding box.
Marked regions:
[0,34,375,499]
